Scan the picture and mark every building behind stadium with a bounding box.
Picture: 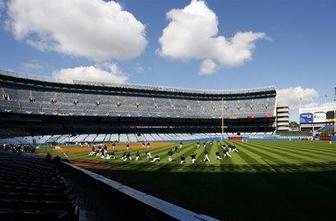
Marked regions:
[299,103,336,135]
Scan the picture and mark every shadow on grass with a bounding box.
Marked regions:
[77,159,336,173]
[63,160,336,221]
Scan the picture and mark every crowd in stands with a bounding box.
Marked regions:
[0,82,275,119]
[0,144,36,153]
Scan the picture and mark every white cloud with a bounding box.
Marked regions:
[135,63,144,73]
[52,64,128,84]
[0,0,5,18]
[277,87,319,107]
[159,0,267,74]
[22,61,43,73]
[277,87,320,122]
[199,59,217,75]
[6,0,147,61]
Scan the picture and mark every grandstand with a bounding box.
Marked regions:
[0,70,276,142]
[0,149,78,220]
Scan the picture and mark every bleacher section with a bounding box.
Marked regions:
[0,82,275,119]
[0,151,78,221]
[0,71,276,136]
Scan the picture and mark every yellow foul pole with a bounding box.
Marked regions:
[221,98,224,139]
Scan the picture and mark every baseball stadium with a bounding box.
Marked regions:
[1,1,336,221]
[1,71,336,221]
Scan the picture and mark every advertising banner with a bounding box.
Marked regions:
[313,112,326,123]
[300,113,313,124]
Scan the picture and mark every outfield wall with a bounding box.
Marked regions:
[243,135,312,141]
[59,161,220,221]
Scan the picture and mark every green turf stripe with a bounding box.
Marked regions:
[266,143,336,157]
[246,143,316,164]
[229,142,275,172]
[268,143,336,158]
[253,142,336,170]
[253,141,336,151]
[229,147,250,165]
[257,143,336,163]
[195,142,213,170]
[192,143,208,164]
[209,142,220,165]
[233,142,268,165]
[237,142,290,165]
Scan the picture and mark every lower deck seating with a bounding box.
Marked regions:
[0,151,78,221]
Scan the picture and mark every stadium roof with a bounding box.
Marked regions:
[0,69,276,96]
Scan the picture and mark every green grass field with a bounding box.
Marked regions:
[39,140,336,221]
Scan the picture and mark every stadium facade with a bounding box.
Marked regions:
[299,103,336,133]
[0,71,276,140]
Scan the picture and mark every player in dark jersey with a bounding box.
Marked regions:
[108,150,116,160]
[190,153,197,164]
[89,146,96,156]
[168,149,173,162]
[125,152,132,161]
[223,147,231,158]
[179,142,183,149]
[120,151,127,160]
[215,151,222,160]
[151,155,160,162]
[204,150,210,162]
[180,154,186,164]
[232,145,239,152]
[146,151,152,159]
[135,151,141,160]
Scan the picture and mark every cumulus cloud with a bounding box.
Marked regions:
[277,87,319,107]
[159,0,267,75]
[52,64,128,84]
[6,0,147,61]
[277,87,320,121]
[199,59,217,75]
[0,0,5,17]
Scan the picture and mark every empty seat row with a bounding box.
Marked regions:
[0,151,78,221]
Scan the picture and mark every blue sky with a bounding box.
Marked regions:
[0,0,335,107]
